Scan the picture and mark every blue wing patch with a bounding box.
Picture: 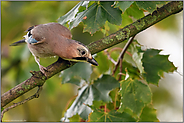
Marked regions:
[27,35,39,44]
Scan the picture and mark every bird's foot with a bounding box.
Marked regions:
[39,65,48,76]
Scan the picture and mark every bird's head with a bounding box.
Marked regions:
[64,40,98,66]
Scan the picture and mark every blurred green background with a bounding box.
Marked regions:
[1,1,102,121]
[1,1,183,122]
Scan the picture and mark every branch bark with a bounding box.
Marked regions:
[1,1,183,108]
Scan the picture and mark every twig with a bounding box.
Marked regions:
[1,86,43,121]
[112,35,136,76]
[118,59,123,81]
[104,49,117,65]
[109,47,123,53]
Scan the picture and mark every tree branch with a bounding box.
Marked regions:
[112,35,136,76]
[1,86,43,120]
[87,1,183,54]
[1,1,183,109]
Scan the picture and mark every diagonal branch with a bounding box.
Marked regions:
[1,1,183,109]
[112,35,136,76]
[1,86,43,120]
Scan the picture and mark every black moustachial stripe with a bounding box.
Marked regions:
[73,57,87,61]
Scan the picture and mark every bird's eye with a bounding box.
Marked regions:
[78,48,87,56]
[81,50,86,55]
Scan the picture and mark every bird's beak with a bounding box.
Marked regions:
[10,39,26,46]
[87,57,98,66]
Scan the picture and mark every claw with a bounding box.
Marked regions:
[39,65,48,76]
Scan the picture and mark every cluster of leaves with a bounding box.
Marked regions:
[58,1,167,35]
[57,1,177,122]
[59,41,176,122]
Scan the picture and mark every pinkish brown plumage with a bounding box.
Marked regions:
[11,22,98,75]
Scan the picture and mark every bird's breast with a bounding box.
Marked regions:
[27,43,56,58]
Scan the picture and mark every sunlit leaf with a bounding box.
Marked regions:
[126,2,144,20]
[139,105,159,122]
[121,10,133,27]
[130,42,145,73]
[57,1,89,25]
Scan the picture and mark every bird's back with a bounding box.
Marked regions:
[28,23,72,58]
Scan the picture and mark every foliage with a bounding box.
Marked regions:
[58,1,167,35]
[57,1,177,122]
[1,1,181,122]
[60,42,176,122]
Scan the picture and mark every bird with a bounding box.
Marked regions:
[10,22,98,75]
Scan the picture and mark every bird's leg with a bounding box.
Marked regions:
[34,56,48,75]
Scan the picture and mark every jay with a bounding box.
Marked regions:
[10,22,98,75]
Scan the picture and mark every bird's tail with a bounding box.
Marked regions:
[10,39,26,46]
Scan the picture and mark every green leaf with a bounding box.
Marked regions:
[126,2,144,20]
[62,74,120,121]
[136,1,156,13]
[65,78,81,86]
[69,3,97,30]
[60,62,92,85]
[89,108,136,122]
[100,2,122,25]
[119,78,152,116]
[58,1,122,34]
[57,1,89,25]
[142,49,177,85]
[83,1,122,34]
[69,1,122,34]
[121,10,133,27]
[122,62,141,80]
[92,74,120,102]
[135,1,166,13]
[82,3,106,34]
[115,1,134,12]
[139,105,159,122]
